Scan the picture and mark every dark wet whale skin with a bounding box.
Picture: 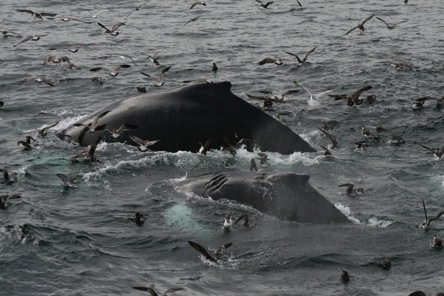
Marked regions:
[60,82,316,154]
[179,171,349,224]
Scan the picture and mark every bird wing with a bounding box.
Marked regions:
[162,288,184,296]
[41,12,57,17]
[258,58,274,65]
[90,67,109,72]
[284,51,298,58]
[56,173,69,183]
[132,287,158,296]
[247,94,270,101]
[235,214,248,224]
[13,35,32,47]
[350,85,372,101]
[303,46,317,61]
[188,241,217,263]
[16,9,35,15]
[111,22,125,31]
[362,14,375,25]
[394,20,407,26]
[318,127,338,148]
[344,26,358,36]
[89,136,102,156]
[215,243,233,256]
[97,22,111,32]
[116,123,138,134]
[375,17,389,28]
[418,144,434,152]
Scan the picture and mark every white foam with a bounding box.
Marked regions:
[335,203,360,224]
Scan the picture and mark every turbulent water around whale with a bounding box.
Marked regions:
[1,0,443,295]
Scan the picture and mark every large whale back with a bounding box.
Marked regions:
[178,171,349,224]
[60,82,316,154]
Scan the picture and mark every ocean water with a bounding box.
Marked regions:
[1,0,444,295]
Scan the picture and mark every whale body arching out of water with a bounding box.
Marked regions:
[178,171,350,224]
[60,81,316,154]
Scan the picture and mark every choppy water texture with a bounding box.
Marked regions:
[1,0,444,295]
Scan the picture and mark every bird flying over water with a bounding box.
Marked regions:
[285,46,317,64]
[344,14,375,35]
[16,9,57,20]
[13,35,45,47]
[256,0,274,8]
[375,17,407,30]
[328,85,373,106]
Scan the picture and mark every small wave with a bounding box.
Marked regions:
[334,203,360,224]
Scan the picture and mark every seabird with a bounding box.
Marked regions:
[1,30,21,38]
[328,85,373,106]
[197,139,213,155]
[20,75,54,86]
[0,169,17,184]
[375,17,407,30]
[297,0,302,7]
[148,55,160,66]
[129,212,146,226]
[344,14,375,35]
[420,198,444,229]
[380,258,391,270]
[340,270,350,283]
[318,127,338,149]
[378,61,411,69]
[13,34,46,47]
[56,173,78,188]
[354,140,368,150]
[256,0,274,8]
[321,145,332,156]
[212,62,218,72]
[223,211,235,229]
[16,9,57,20]
[140,66,171,87]
[258,57,282,65]
[188,240,232,263]
[256,152,270,166]
[91,77,103,84]
[73,110,110,132]
[132,286,183,295]
[0,101,3,108]
[43,55,76,69]
[71,136,102,162]
[190,1,206,10]
[433,235,443,249]
[414,96,444,109]
[129,135,160,152]
[17,135,36,150]
[29,121,59,137]
[285,46,317,64]
[339,183,364,195]
[97,21,125,36]
[234,214,255,227]
[419,144,444,159]
[388,135,405,145]
[0,194,21,209]
[90,64,131,77]
[96,123,138,139]
[183,16,200,26]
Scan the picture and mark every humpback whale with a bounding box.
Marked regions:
[60,81,316,154]
[178,171,350,224]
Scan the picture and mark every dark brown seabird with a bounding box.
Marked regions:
[285,46,317,64]
[328,85,373,106]
[375,17,407,30]
[344,14,375,35]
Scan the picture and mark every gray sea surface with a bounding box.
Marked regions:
[1,0,444,295]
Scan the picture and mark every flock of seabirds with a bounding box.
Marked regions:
[0,0,443,295]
